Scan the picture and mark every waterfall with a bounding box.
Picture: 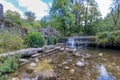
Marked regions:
[66,37,75,48]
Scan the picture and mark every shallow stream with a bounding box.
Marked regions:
[15,47,120,80]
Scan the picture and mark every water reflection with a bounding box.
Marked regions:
[97,65,115,80]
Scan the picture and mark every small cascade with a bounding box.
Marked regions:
[97,65,115,80]
[66,37,88,48]
[66,37,75,48]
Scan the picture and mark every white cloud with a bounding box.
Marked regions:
[0,0,24,18]
[95,0,112,18]
[18,0,49,20]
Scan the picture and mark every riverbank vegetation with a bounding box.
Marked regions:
[0,0,120,51]
[0,0,120,79]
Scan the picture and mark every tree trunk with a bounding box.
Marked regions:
[0,48,43,57]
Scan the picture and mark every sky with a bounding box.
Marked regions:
[0,0,112,20]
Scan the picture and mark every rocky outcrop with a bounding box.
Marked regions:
[38,27,59,39]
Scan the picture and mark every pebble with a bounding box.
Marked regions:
[62,61,68,65]
[60,48,64,51]
[64,66,70,70]
[69,69,75,74]
[99,53,103,57]
[35,58,39,63]
[30,62,37,67]
[67,59,72,62]
[73,52,81,57]
[11,77,19,80]
[58,64,62,68]
[76,61,85,68]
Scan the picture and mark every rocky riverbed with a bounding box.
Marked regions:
[10,47,120,80]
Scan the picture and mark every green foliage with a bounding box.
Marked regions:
[96,31,120,47]
[25,11,36,22]
[0,74,11,80]
[0,55,21,73]
[47,35,59,45]
[0,30,24,53]
[25,31,45,48]
[50,0,75,36]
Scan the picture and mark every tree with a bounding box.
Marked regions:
[83,0,101,35]
[50,0,75,36]
[72,0,84,33]
[110,0,120,27]
[4,10,22,25]
[25,11,36,22]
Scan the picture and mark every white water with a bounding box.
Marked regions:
[66,37,75,48]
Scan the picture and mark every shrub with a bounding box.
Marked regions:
[47,35,58,45]
[25,31,45,48]
[0,30,24,53]
[0,55,21,73]
[96,31,120,47]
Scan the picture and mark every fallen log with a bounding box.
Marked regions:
[0,48,44,57]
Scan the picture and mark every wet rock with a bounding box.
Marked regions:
[67,48,77,53]
[64,66,70,70]
[35,58,39,63]
[76,61,85,68]
[65,48,69,51]
[67,59,72,62]
[62,61,68,65]
[26,67,34,73]
[57,64,62,68]
[108,65,112,68]
[112,63,115,66]
[98,53,103,57]
[103,58,107,61]
[30,62,37,67]
[73,52,81,57]
[115,66,120,70]
[55,46,61,50]
[84,54,91,59]
[69,69,75,74]
[59,48,64,51]
[11,77,19,80]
